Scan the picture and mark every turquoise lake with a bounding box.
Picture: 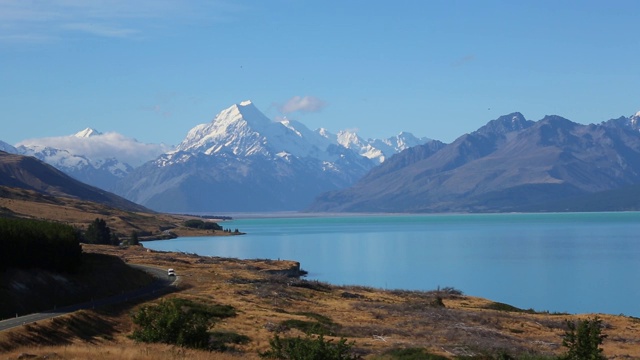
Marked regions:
[143,212,640,316]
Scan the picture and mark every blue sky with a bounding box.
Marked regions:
[1,0,639,146]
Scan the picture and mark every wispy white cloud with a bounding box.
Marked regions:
[279,96,327,114]
[0,0,241,42]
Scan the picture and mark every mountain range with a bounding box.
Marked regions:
[4,102,640,213]
[309,111,640,212]
[3,101,430,212]
[113,101,430,212]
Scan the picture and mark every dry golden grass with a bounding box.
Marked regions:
[0,343,254,360]
[2,244,640,359]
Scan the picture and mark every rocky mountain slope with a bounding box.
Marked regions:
[309,111,640,212]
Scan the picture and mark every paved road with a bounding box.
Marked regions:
[0,264,178,332]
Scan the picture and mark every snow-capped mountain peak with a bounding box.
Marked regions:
[74,128,102,138]
[336,130,364,149]
[170,100,432,170]
[174,101,341,161]
[175,100,274,156]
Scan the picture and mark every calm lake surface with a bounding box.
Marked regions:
[144,212,640,316]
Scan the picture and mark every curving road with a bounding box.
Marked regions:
[0,264,178,332]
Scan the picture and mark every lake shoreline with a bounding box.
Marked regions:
[144,213,640,318]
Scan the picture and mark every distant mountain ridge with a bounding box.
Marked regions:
[602,111,640,131]
[309,110,640,213]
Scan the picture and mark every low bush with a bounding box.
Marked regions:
[484,302,537,314]
[279,312,340,336]
[380,347,449,359]
[260,333,358,360]
[183,219,222,231]
[130,298,241,351]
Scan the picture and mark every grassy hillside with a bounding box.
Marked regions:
[2,245,640,359]
[0,185,230,238]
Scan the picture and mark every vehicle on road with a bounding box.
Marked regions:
[168,268,175,276]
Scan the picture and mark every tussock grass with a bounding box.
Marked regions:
[1,343,255,360]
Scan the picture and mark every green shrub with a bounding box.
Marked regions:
[130,298,239,350]
[84,218,116,245]
[183,219,223,230]
[280,312,339,336]
[484,302,536,314]
[260,333,358,360]
[382,347,448,359]
[561,317,606,360]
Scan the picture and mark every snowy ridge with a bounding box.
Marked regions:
[169,101,431,168]
[172,101,354,165]
[19,145,90,169]
[15,129,170,190]
[317,128,430,163]
[74,128,102,138]
[632,110,640,126]
[602,110,640,132]
[18,129,170,168]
